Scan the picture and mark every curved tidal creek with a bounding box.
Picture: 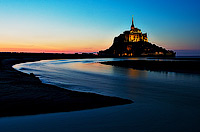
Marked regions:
[1,58,200,132]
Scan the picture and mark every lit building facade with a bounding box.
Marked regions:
[123,17,148,42]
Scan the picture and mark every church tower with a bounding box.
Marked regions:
[131,16,135,30]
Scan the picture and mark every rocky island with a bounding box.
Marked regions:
[99,16,175,57]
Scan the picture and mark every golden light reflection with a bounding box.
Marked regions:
[127,68,147,78]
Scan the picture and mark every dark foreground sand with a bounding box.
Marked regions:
[100,60,200,74]
[0,58,133,117]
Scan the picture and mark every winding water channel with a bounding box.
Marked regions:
[1,58,200,132]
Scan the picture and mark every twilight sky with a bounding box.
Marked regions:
[0,0,199,55]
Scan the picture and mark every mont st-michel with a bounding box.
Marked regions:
[99,17,176,57]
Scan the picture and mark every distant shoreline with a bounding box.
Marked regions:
[100,60,200,74]
[0,56,133,117]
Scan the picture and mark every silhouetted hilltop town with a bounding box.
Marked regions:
[99,16,176,57]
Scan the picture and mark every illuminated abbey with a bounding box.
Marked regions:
[99,16,176,57]
[123,16,148,42]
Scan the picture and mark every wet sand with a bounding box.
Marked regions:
[0,58,133,117]
[100,60,200,74]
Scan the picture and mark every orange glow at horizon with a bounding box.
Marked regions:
[0,40,198,53]
[0,41,110,53]
[0,36,111,53]
[0,46,108,53]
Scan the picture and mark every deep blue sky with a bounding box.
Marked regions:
[0,0,199,55]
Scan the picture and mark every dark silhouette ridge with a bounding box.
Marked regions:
[100,60,200,74]
[99,41,176,57]
[0,52,98,60]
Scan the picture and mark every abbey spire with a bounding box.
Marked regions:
[131,15,135,30]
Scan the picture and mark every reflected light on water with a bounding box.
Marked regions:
[11,57,200,132]
[128,68,147,78]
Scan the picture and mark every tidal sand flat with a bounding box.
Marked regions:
[0,57,132,117]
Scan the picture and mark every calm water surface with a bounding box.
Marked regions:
[1,58,200,132]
